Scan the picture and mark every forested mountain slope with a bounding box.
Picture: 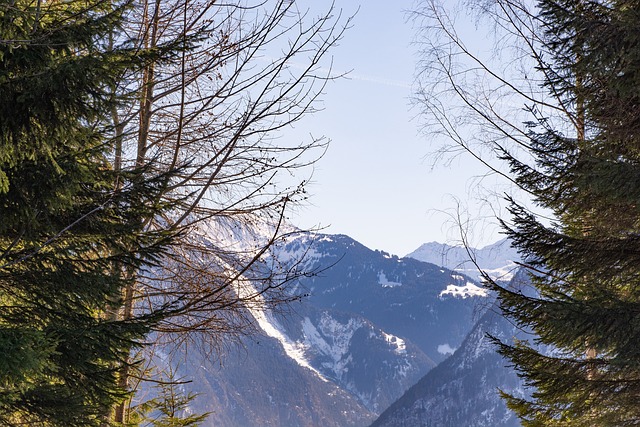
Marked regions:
[165,232,492,426]
[370,272,529,427]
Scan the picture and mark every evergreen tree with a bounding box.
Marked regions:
[486,1,640,425]
[0,1,178,425]
[129,367,209,427]
[413,0,640,425]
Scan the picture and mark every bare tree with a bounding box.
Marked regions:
[411,0,578,201]
[106,0,350,423]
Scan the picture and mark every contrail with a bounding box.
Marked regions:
[259,56,412,89]
[342,72,412,89]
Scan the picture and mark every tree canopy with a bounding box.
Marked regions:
[0,1,179,425]
[0,0,345,425]
[414,0,640,425]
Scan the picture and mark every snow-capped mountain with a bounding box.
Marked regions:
[175,232,491,426]
[369,271,529,427]
[274,233,489,364]
[406,238,520,282]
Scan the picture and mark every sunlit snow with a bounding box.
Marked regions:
[439,282,488,298]
[381,331,406,355]
[236,281,327,382]
[250,308,327,381]
[271,233,326,266]
[378,271,402,288]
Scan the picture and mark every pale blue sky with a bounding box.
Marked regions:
[288,1,505,256]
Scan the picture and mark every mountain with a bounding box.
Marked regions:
[406,238,520,282]
[275,233,490,364]
[369,271,530,427]
[178,330,377,427]
[277,234,490,364]
[167,232,491,427]
[178,304,432,427]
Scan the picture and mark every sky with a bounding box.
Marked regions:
[287,1,506,257]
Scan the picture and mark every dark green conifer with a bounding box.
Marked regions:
[0,1,178,425]
[489,0,640,425]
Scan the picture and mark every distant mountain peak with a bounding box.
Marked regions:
[406,238,520,282]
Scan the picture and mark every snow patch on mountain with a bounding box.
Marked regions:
[378,271,402,288]
[437,343,456,355]
[236,280,327,382]
[195,215,295,253]
[381,331,406,355]
[250,307,327,381]
[440,282,488,298]
[271,233,329,268]
[274,245,325,268]
[300,313,364,381]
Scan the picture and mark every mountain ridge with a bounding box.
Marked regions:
[154,231,517,427]
[406,237,520,282]
[369,271,529,427]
